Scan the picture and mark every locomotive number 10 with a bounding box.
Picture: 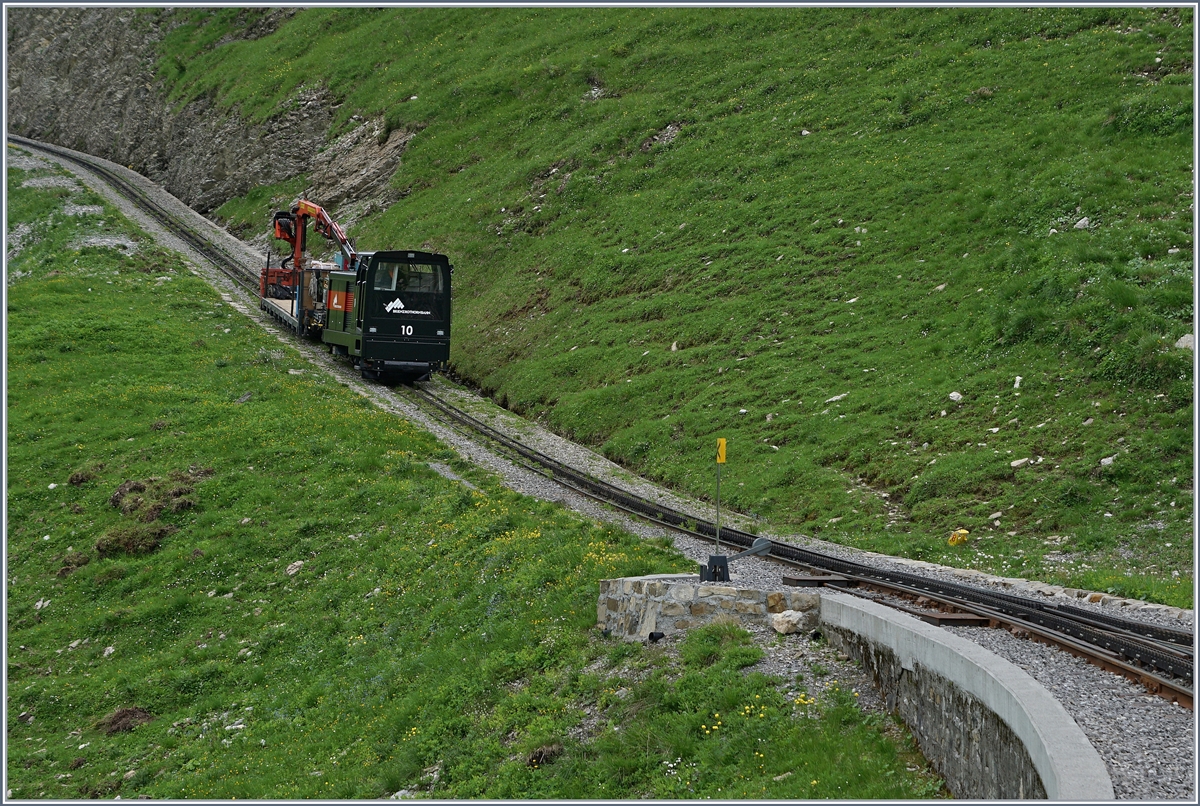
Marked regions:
[400,325,414,336]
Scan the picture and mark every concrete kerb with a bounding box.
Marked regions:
[819,591,1114,801]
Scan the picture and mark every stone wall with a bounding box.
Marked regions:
[596,573,819,639]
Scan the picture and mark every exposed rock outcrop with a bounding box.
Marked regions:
[7,7,407,220]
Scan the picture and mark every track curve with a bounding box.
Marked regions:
[11,133,1192,709]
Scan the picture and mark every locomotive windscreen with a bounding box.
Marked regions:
[372,261,446,321]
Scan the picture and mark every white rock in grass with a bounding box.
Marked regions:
[1082,418,1094,426]
[1174,334,1194,350]
[825,393,848,403]
[1074,217,1090,229]
[34,598,50,610]
[1013,376,1022,389]
[934,283,947,291]
[1010,457,1030,468]
[988,511,1003,520]
[949,391,963,402]
[1100,455,1117,466]
[670,341,678,352]
[103,646,115,657]
[286,560,304,576]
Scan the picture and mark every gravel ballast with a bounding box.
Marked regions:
[24,140,1194,801]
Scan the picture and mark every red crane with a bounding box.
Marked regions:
[272,199,356,270]
[260,199,356,335]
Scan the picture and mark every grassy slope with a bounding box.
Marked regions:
[170,6,1192,605]
[5,158,941,798]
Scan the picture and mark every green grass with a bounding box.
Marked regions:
[6,155,941,797]
[152,7,1194,607]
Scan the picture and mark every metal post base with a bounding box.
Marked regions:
[699,555,730,582]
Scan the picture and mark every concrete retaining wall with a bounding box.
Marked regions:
[820,591,1112,800]
[597,577,1114,801]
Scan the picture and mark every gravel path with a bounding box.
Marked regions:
[22,140,1195,800]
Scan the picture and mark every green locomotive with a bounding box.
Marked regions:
[259,200,452,382]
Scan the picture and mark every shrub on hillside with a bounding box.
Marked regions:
[1107,93,1192,137]
[94,524,176,558]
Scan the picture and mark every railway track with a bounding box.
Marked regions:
[13,134,1194,709]
[7,135,259,296]
[410,385,1195,708]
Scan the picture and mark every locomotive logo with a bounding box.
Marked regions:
[384,297,432,315]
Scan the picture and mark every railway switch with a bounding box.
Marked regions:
[699,537,772,582]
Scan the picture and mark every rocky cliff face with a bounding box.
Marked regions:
[6,7,408,220]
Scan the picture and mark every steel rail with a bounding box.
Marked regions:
[810,569,1194,709]
[411,406,1195,708]
[837,583,1195,709]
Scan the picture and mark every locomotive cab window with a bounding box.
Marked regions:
[374,262,443,294]
[370,260,446,323]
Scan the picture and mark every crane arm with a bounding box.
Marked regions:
[273,199,357,270]
[295,200,355,264]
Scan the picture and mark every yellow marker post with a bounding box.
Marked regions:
[715,438,726,553]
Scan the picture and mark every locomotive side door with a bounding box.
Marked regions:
[354,256,368,347]
[318,272,358,356]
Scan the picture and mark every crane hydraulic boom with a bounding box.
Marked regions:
[272,198,356,269]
